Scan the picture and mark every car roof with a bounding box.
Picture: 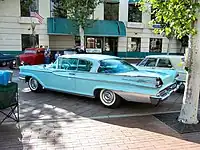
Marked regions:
[25,48,45,51]
[60,54,119,61]
[146,55,184,59]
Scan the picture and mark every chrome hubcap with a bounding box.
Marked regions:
[101,90,115,106]
[29,78,38,90]
[2,62,6,66]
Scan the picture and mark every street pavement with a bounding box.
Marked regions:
[0,68,200,150]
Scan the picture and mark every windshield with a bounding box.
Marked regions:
[98,59,138,73]
[24,50,37,54]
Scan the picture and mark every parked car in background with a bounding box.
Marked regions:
[19,54,179,108]
[0,53,15,67]
[9,48,45,69]
[135,55,186,91]
[64,48,86,55]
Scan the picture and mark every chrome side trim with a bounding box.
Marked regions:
[114,90,152,104]
[19,77,25,80]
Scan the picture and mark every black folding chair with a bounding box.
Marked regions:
[0,82,19,125]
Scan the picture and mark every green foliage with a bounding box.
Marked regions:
[53,0,68,18]
[140,0,200,39]
[53,0,103,29]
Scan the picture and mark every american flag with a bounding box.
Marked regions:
[30,9,44,24]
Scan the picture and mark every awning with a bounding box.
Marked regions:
[84,20,126,37]
[47,18,126,37]
[129,0,140,2]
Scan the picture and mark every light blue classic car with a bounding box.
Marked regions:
[19,54,179,108]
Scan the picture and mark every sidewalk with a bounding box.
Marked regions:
[0,115,200,150]
[0,68,200,150]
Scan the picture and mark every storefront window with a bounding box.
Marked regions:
[86,37,102,53]
[149,38,162,52]
[128,37,141,52]
[105,37,118,52]
[75,36,80,47]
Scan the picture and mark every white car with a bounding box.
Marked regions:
[135,55,186,91]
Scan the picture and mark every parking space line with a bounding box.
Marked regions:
[90,109,200,119]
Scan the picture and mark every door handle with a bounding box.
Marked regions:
[69,73,76,75]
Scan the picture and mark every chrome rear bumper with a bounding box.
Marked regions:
[114,82,180,106]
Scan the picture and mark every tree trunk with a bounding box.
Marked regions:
[178,19,200,124]
[167,37,171,55]
[79,25,85,50]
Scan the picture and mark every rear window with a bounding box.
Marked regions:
[138,58,157,67]
[157,59,172,68]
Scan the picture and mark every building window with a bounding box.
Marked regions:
[128,3,142,22]
[149,38,162,52]
[21,0,39,17]
[105,37,118,52]
[104,2,119,20]
[86,37,102,49]
[21,34,39,50]
[75,36,81,47]
[86,37,102,53]
[128,37,141,52]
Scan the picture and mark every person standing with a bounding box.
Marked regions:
[54,51,60,61]
[44,46,51,64]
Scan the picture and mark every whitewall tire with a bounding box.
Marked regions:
[28,77,43,92]
[99,89,121,108]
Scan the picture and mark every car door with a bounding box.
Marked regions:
[51,57,78,93]
[75,59,94,96]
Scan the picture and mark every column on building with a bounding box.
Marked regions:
[162,37,182,54]
[94,3,104,20]
[141,3,151,53]
[118,0,128,56]
[38,0,50,47]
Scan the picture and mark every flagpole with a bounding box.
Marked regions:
[29,6,36,48]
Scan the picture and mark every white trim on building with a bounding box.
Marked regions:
[0,0,181,56]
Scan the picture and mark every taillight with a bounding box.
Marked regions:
[156,77,163,88]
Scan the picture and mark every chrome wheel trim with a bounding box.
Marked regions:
[100,89,116,106]
[2,61,7,66]
[29,78,38,91]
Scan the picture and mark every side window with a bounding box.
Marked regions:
[77,59,93,72]
[144,58,157,67]
[138,58,148,66]
[157,59,172,68]
[58,58,78,70]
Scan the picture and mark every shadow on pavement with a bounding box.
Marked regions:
[1,67,200,149]
[0,124,24,150]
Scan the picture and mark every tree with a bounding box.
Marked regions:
[140,0,200,124]
[53,0,103,49]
